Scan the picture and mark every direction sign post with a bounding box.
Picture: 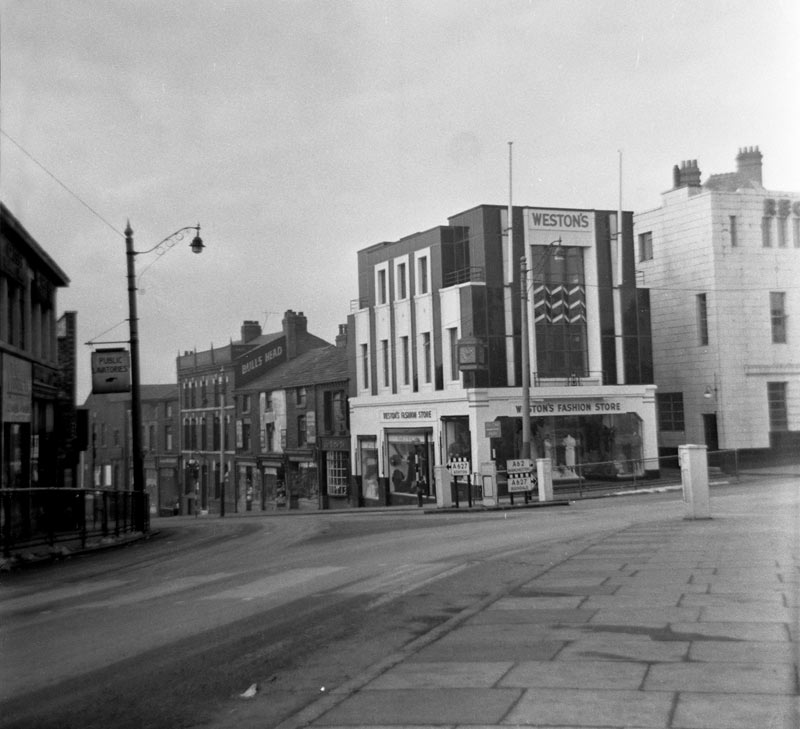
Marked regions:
[446,458,471,508]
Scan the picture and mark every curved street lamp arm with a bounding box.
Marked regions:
[129,223,203,256]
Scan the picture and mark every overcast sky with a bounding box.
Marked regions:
[2,0,798,403]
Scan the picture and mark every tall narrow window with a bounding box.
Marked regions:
[778,214,788,248]
[448,327,459,381]
[417,256,429,295]
[381,339,390,387]
[401,335,410,386]
[767,382,788,431]
[728,216,737,247]
[794,217,800,248]
[422,332,431,383]
[360,343,369,389]
[762,216,772,248]
[297,415,307,446]
[377,269,387,304]
[397,263,407,300]
[533,246,588,377]
[696,293,708,345]
[770,292,787,344]
[638,231,653,261]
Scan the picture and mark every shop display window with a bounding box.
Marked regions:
[385,430,433,496]
[491,412,644,480]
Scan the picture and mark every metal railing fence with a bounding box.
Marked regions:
[1,488,148,557]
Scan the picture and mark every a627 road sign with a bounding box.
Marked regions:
[508,474,536,492]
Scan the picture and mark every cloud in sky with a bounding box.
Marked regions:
[2,0,798,401]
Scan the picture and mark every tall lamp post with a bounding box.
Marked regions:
[219,368,226,518]
[520,238,564,460]
[126,221,204,532]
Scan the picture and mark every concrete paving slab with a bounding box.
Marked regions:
[588,606,701,626]
[699,605,798,623]
[312,687,522,726]
[679,592,787,607]
[464,608,595,625]
[558,634,690,662]
[582,594,683,609]
[645,661,796,694]
[612,584,709,595]
[671,620,790,641]
[701,579,787,590]
[499,659,647,689]
[490,596,584,610]
[413,638,565,663]
[520,575,613,587]
[504,687,673,727]
[672,691,800,729]
[366,661,513,689]
[513,583,619,595]
[627,568,715,580]
[688,639,798,663]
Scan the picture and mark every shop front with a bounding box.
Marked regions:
[470,386,659,489]
[351,402,468,507]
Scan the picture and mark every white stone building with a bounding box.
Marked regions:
[634,147,800,461]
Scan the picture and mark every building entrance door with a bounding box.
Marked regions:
[702,413,719,452]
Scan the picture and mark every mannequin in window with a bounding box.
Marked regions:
[562,434,577,468]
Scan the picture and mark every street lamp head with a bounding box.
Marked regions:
[190,224,204,254]
[550,237,565,262]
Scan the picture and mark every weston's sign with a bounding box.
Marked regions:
[525,207,595,247]
[235,336,287,386]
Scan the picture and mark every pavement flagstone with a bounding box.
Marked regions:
[273,478,800,729]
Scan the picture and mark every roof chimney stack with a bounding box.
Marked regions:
[241,320,262,343]
[335,323,348,348]
[673,159,702,189]
[736,146,763,186]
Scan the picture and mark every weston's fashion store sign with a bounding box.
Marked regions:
[515,400,625,415]
[381,408,435,422]
[235,336,287,386]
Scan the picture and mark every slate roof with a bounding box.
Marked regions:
[82,383,177,407]
[241,344,349,391]
[704,172,765,192]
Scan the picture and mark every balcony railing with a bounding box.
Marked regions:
[532,371,605,387]
[443,266,485,287]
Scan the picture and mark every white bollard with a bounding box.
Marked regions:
[435,465,453,508]
[479,462,498,507]
[679,444,711,519]
[536,458,553,502]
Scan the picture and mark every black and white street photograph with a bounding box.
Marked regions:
[1,2,798,727]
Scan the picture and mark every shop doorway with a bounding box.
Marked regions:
[385,430,434,500]
[703,413,719,452]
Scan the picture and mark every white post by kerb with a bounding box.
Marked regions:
[536,458,553,502]
[679,444,711,519]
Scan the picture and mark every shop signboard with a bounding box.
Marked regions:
[484,421,502,438]
[515,399,625,415]
[91,348,130,394]
[234,336,286,387]
[525,207,595,248]
[2,354,32,422]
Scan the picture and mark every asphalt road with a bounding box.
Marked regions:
[0,487,750,729]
